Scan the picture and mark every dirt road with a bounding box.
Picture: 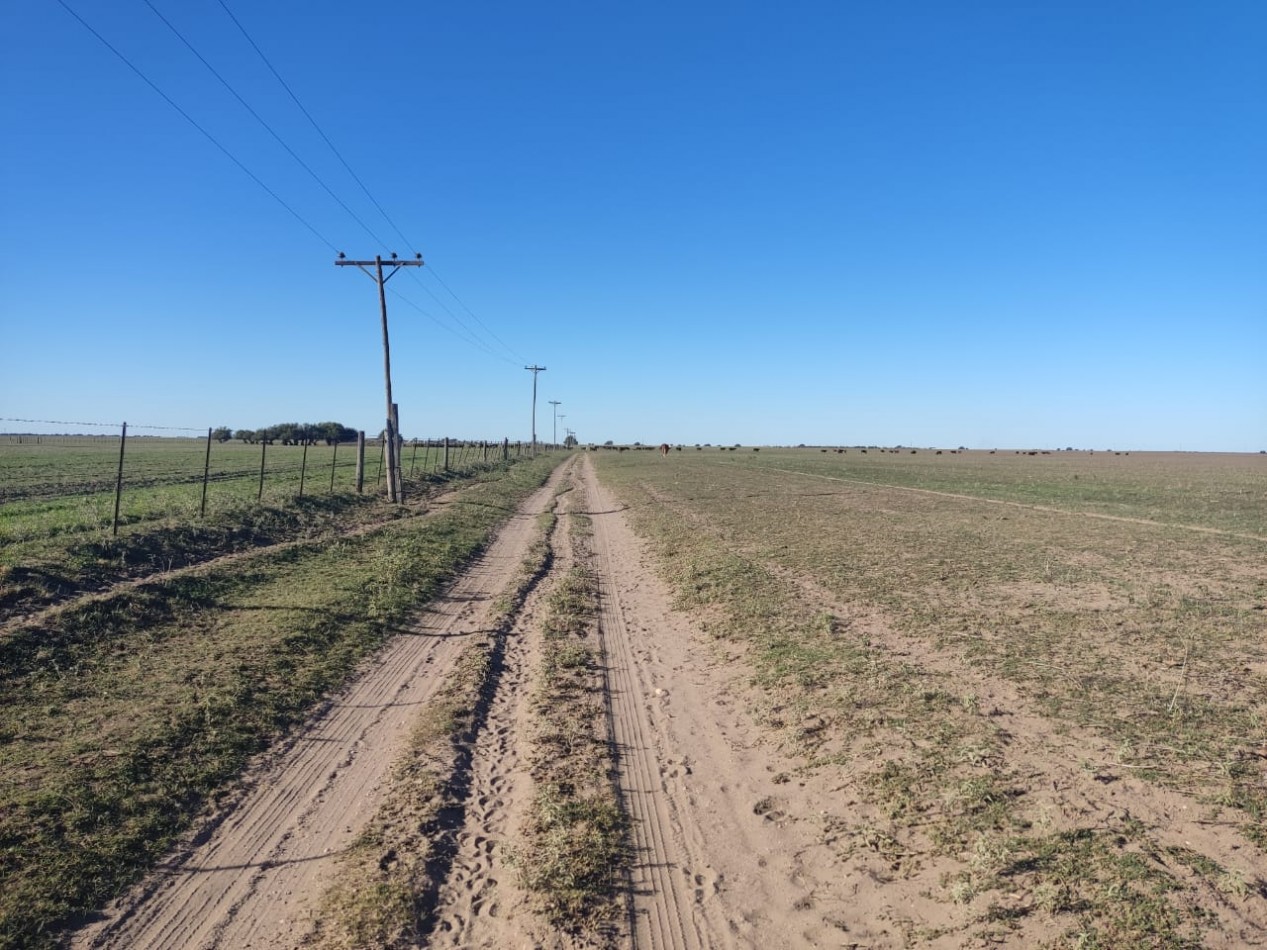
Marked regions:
[73,454,844,948]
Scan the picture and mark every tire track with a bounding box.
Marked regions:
[583,460,732,950]
[426,456,596,948]
[584,457,843,949]
[426,525,544,946]
[72,468,569,950]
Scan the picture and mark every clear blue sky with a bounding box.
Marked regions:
[2,1,1264,450]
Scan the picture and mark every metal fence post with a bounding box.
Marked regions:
[199,426,212,518]
[112,421,128,536]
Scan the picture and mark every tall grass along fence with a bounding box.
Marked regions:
[1,418,541,543]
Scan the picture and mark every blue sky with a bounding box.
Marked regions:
[2,1,1264,450]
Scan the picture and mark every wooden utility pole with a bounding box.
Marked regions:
[548,400,561,449]
[336,252,423,503]
[525,364,546,454]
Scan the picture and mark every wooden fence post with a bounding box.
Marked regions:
[355,431,365,493]
[299,442,309,498]
[444,436,450,471]
[391,402,404,503]
[111,421,127,536]
[330,439,339,493]
[410,439,418,476]
[199,426,212,518]
[503,437,509,461]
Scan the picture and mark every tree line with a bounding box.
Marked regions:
[211,422,359,446]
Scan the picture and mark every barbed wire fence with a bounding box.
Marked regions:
[1,418,539,538]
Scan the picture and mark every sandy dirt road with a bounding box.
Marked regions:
[416,456,845,948]
[74,456,1130,950]
[71,455,892,948]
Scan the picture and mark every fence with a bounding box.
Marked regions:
[1,419,544,542]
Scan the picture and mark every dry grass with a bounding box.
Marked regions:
[594,448,1266,946]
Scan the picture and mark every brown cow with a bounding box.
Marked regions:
[659,443,670,457]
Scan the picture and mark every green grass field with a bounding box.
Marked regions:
[1,436,518,545]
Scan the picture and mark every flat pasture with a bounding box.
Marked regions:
[594,447,1267,947]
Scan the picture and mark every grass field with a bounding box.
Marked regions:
[0,436,526,623]
[594,447,1266,947]
[2,443,1262,947]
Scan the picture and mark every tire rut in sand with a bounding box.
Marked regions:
[426,456,614,948]
[587,478,710,948]
[71,467,569,950]
[423,523,545,945]
[582,458,836,950]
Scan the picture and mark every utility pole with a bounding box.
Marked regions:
[548,400,561,448]
[525,364,546,454]
[336,252,423,502]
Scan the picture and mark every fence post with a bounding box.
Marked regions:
[444,436,450,471]
[355,431,365,493]
[199,426,212,518]
[111,421,128,536]
[375,439,385,486]
[330,439,339,493]
[391,402,404,503]
[410,438,418,476]
[299,442,309,498]
[257,439,267,500]
[503,437,509,461]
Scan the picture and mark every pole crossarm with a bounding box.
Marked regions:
[336,256,423,284]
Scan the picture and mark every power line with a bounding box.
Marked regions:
[423,266,526,363]
[147,0,515,364]
[385,285,519,365]
[141,0,393,253]
[215,0,411,251]
[53,0,340,253]
[215,0,527,365]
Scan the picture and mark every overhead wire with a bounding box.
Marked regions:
[53,0,341,254]
[60,0,529,368]
[214,0,528,366]
[386,286,521,363]
[140,0,392,254]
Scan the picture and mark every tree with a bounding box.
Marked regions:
[564,434,577,448]
[234,429,256,444]
[211,426,232,443]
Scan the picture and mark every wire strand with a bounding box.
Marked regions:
[0,417,204,431]
[216,0,527,365]
[142,0,391,253]
[215,0,416,251]
[54,0,340,253]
